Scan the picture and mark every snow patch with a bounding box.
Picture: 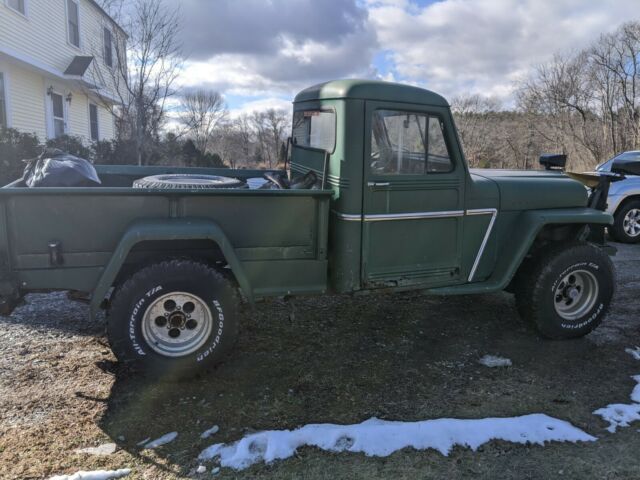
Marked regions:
[201,425,220,439]
[199,414,594,470]
[478,355,512,368]
[594,375,640,432]
[74,443,117,456]
[141,432,178,449]
[626,347,640,361]
[48,468,131,480]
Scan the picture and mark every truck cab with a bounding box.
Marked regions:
[290,79,600,296]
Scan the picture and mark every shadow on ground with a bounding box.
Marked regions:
[97,266,640,478]
[1,243,639,479]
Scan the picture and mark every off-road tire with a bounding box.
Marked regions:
[515,242,614,339]
[107,260,239,379]
[609,199,640,243]
[133,174,245,189]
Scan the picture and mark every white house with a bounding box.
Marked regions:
[0,0,126,142]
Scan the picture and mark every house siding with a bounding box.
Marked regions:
[4,62,47,140]
[0,0,123,141]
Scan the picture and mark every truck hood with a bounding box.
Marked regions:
[470,168,588,211]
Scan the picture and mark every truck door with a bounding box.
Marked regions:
[361,102,465,288]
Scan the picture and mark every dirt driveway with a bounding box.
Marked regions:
[1,243,639,480]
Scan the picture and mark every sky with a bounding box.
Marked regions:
[174,0,638,115]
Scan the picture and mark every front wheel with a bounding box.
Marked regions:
[107,260,239,378]
[515,242,615,339]
[610,200,640,243]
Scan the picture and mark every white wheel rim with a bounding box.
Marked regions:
[623,208,640,237]
[141,291,213,357]
[553,270,599,321]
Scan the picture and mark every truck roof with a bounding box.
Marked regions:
[294,79,449,107]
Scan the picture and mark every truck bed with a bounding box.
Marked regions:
[0,165,332,304]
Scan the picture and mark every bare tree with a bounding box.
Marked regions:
[251,109,289,169]
[90,0,183,165]
[179,89,227,154]
[517,21,640,170]
[450,94,502,167]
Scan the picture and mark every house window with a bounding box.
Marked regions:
[103,27,113,67]
[51,92,65,138]
[67,0,80,48]
[89,103,99,141]
[0,73,6,128]
[7,0,26,15]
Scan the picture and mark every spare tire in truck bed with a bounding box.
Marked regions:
[133,174,245,189]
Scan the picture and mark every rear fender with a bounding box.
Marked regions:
[90,218,251,318]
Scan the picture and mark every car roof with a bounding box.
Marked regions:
[294,79,449,107]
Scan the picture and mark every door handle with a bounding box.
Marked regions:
[367,182,390,187]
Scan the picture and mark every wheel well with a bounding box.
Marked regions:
[112,239,231,290]
[613,194,640,216]
[528,224,585,256]
[505,223,586,293]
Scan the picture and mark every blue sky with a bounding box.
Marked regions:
[174,0,638,115]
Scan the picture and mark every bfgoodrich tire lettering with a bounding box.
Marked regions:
[515,242,615,339]
[107,260,238,378]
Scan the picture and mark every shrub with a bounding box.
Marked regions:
[46,135,92,159]
[0,128,41,185]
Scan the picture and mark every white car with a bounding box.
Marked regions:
[596,151,640,243]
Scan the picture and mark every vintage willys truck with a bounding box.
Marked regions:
[0,80,615,377]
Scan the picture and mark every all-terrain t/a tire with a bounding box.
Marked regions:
[609,199,640,243]
[107,260,239,378]
[515,242,615,339]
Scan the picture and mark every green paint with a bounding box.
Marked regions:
[0,80,613,317]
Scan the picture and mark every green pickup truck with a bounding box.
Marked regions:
[0,80,616,378]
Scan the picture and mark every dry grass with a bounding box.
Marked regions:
[1,244,640,479]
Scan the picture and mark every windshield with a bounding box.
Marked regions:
[292,110,336,152]
[597,151,640,171]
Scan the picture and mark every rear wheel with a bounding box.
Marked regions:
[610,199,640,243]
[107,260,239,378]
[515,242,615,339]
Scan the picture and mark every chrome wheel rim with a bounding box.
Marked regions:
[141,291,212,357]
[553,270,599,321]
[623,208,640,237]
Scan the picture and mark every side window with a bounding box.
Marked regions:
[0,72,6,128]
[89,103,99,141]
[292,110,336,152]
[370,109,452,175]
[103,27,113,68]
[7,0,26,15]
[427,116,452,173]
[67,0,80,48]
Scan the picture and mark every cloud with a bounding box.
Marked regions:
[174,0,640,113]
[176,0,377,109]
[179,0,371,58]
[368,0,638,100]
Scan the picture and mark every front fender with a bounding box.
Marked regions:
[429,207,613,295]
[90,218,252,318]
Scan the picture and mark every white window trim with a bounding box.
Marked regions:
[65,0,82,50]
[88,101,99,141]
[45,85,69,139]
[4,0,28,18]
[0,69,11,129]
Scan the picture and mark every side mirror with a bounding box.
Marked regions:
[539,154,567,171]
